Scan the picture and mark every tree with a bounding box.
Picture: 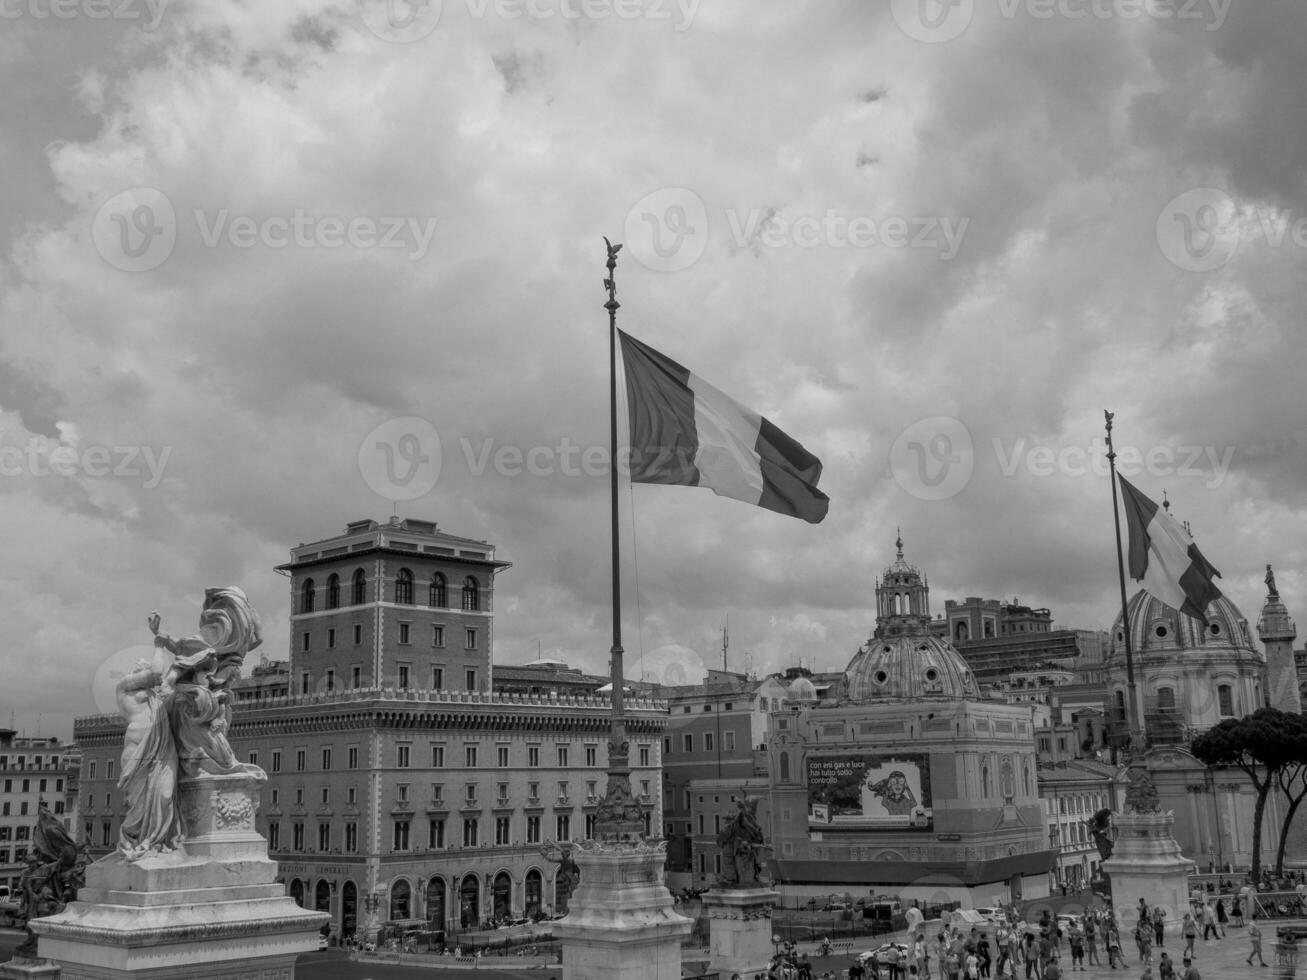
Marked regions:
[1275,761,1307,877]
[1191,707,1307,885]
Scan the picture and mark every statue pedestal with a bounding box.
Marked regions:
[1101,809,1195,933]
[702,886,780,977]
[31,771,327,980]
[0,957,63,979]
[552,839,693,980]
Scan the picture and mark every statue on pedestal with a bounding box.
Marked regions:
[540,841,580,910]
[117,587,264,861]
[14,803,92,957]
[716,795,766,887]
[1084,807,1114,861]
[1124,768,1161,815]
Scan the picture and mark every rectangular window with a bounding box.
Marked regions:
[723,732,735,752]
[353,623,362,645]
[433,625,445,648]
[102,823,112,847]
[465,745,478,768]
[39,778,46,792]
[466,668,477,690]
[398,664,410,689]
[318,823,330,851]
[432,745,445,768]
[293,823,305,851]
[325,668,335,691]
[639,744,651,766]
[663,736,671,755]
[268,822,280,850]
[463,818,478,847]
[271,750,282,773]
[496,816,510,845]
[398,784,409,803]
[429,818,445,848]
[528,745,540,768]
[704,732,714,752]
[296,788,304,806]
[558,781,568,802]
[556,814,570,841]
[683,734,693,753]
[497,745,509,768]
[271,788,279,805]
[347,786,356,805]
[557,745,569,767]
[296,750,306,772]
[393,820,410,851]
[88,761,96,780]
[246,751,258,767]
[302,632,310,653]
[352,666,361,688]
[397,745,411,768]
[1218,685,1234,716]
[347,746,358,769]
[321,787,330,805]
[432,666,444,688]
[300,672,309,695]
[585,745,597,767]
[327,627,336,649]
[345,822,357,853]
[466,783,477,804]
[322,748,332,770]
[529,781,539,800]
[399,622,411,645]
[466,629,477,650]
[527,815,541,843]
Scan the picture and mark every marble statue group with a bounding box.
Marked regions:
[116,586,265,860]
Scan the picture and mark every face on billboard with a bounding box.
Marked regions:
[806,753,933,830]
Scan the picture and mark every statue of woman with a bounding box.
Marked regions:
[116,658,183,859]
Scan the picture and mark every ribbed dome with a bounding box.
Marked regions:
[845,634,979,701]
[787,676,818,702]
[1109,589,1255,659]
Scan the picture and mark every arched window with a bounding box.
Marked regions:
[315,879,331,912]
[326,574,340,610]
[525,869,543,917]
[342,880,358,938]
[301,579,315,614]
[493,871,512,921]
[390,879,411,921]
[1023,764,1031,797]
[426,876,445,929]
[460,875,480,928]
[1218,684,1234,716]
[1157,687,1175,711]
[982,766,991,798]
[395,569,414,605]
[462,576,480,612]
[430,573,447,608]
[289,879,305,907]
[351,569,366,606]
[779,751,790,782]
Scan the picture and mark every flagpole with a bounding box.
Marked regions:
[1105,410,1143,757]
[596,237,641,842]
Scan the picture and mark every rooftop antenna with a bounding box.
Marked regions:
[721,618,729,673]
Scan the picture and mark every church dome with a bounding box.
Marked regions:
[787,676,819,702]
[845,634,980,701]
[1109,589,1255,659]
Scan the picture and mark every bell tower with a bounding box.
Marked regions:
[874,530,932,639]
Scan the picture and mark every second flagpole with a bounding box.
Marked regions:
[1105,410,1143,758]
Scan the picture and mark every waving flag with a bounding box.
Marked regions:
[618,330,828,524]
[1118,475,1222,622]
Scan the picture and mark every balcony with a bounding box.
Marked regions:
[556,797,571,807]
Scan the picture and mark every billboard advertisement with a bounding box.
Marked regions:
[806,753,933,830]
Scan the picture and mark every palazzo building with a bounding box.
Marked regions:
[766,538,1053,907]
[74,517,667,942]
[0,732,78,892]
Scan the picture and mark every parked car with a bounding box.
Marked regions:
[860,942,909,964]
[318,936,329,950]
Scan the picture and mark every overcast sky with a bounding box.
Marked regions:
[3,0,1305,739]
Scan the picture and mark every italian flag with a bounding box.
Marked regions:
[1118,475,1223,623]
[618,330,829,524]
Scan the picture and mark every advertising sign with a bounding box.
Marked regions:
[806,753,933,830]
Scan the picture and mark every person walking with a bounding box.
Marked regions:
[1199,904,1218,943]
[1152,906,1165,948]
[1180,913,1196,959]
[1083,914,1100,967]
[1214,900,1227,939]
[1106,924,1123,970]
[1231,897,1244,928]
[1067,922,1084,972]
[1247,921,1268,967]
[1156,951,1175,980]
